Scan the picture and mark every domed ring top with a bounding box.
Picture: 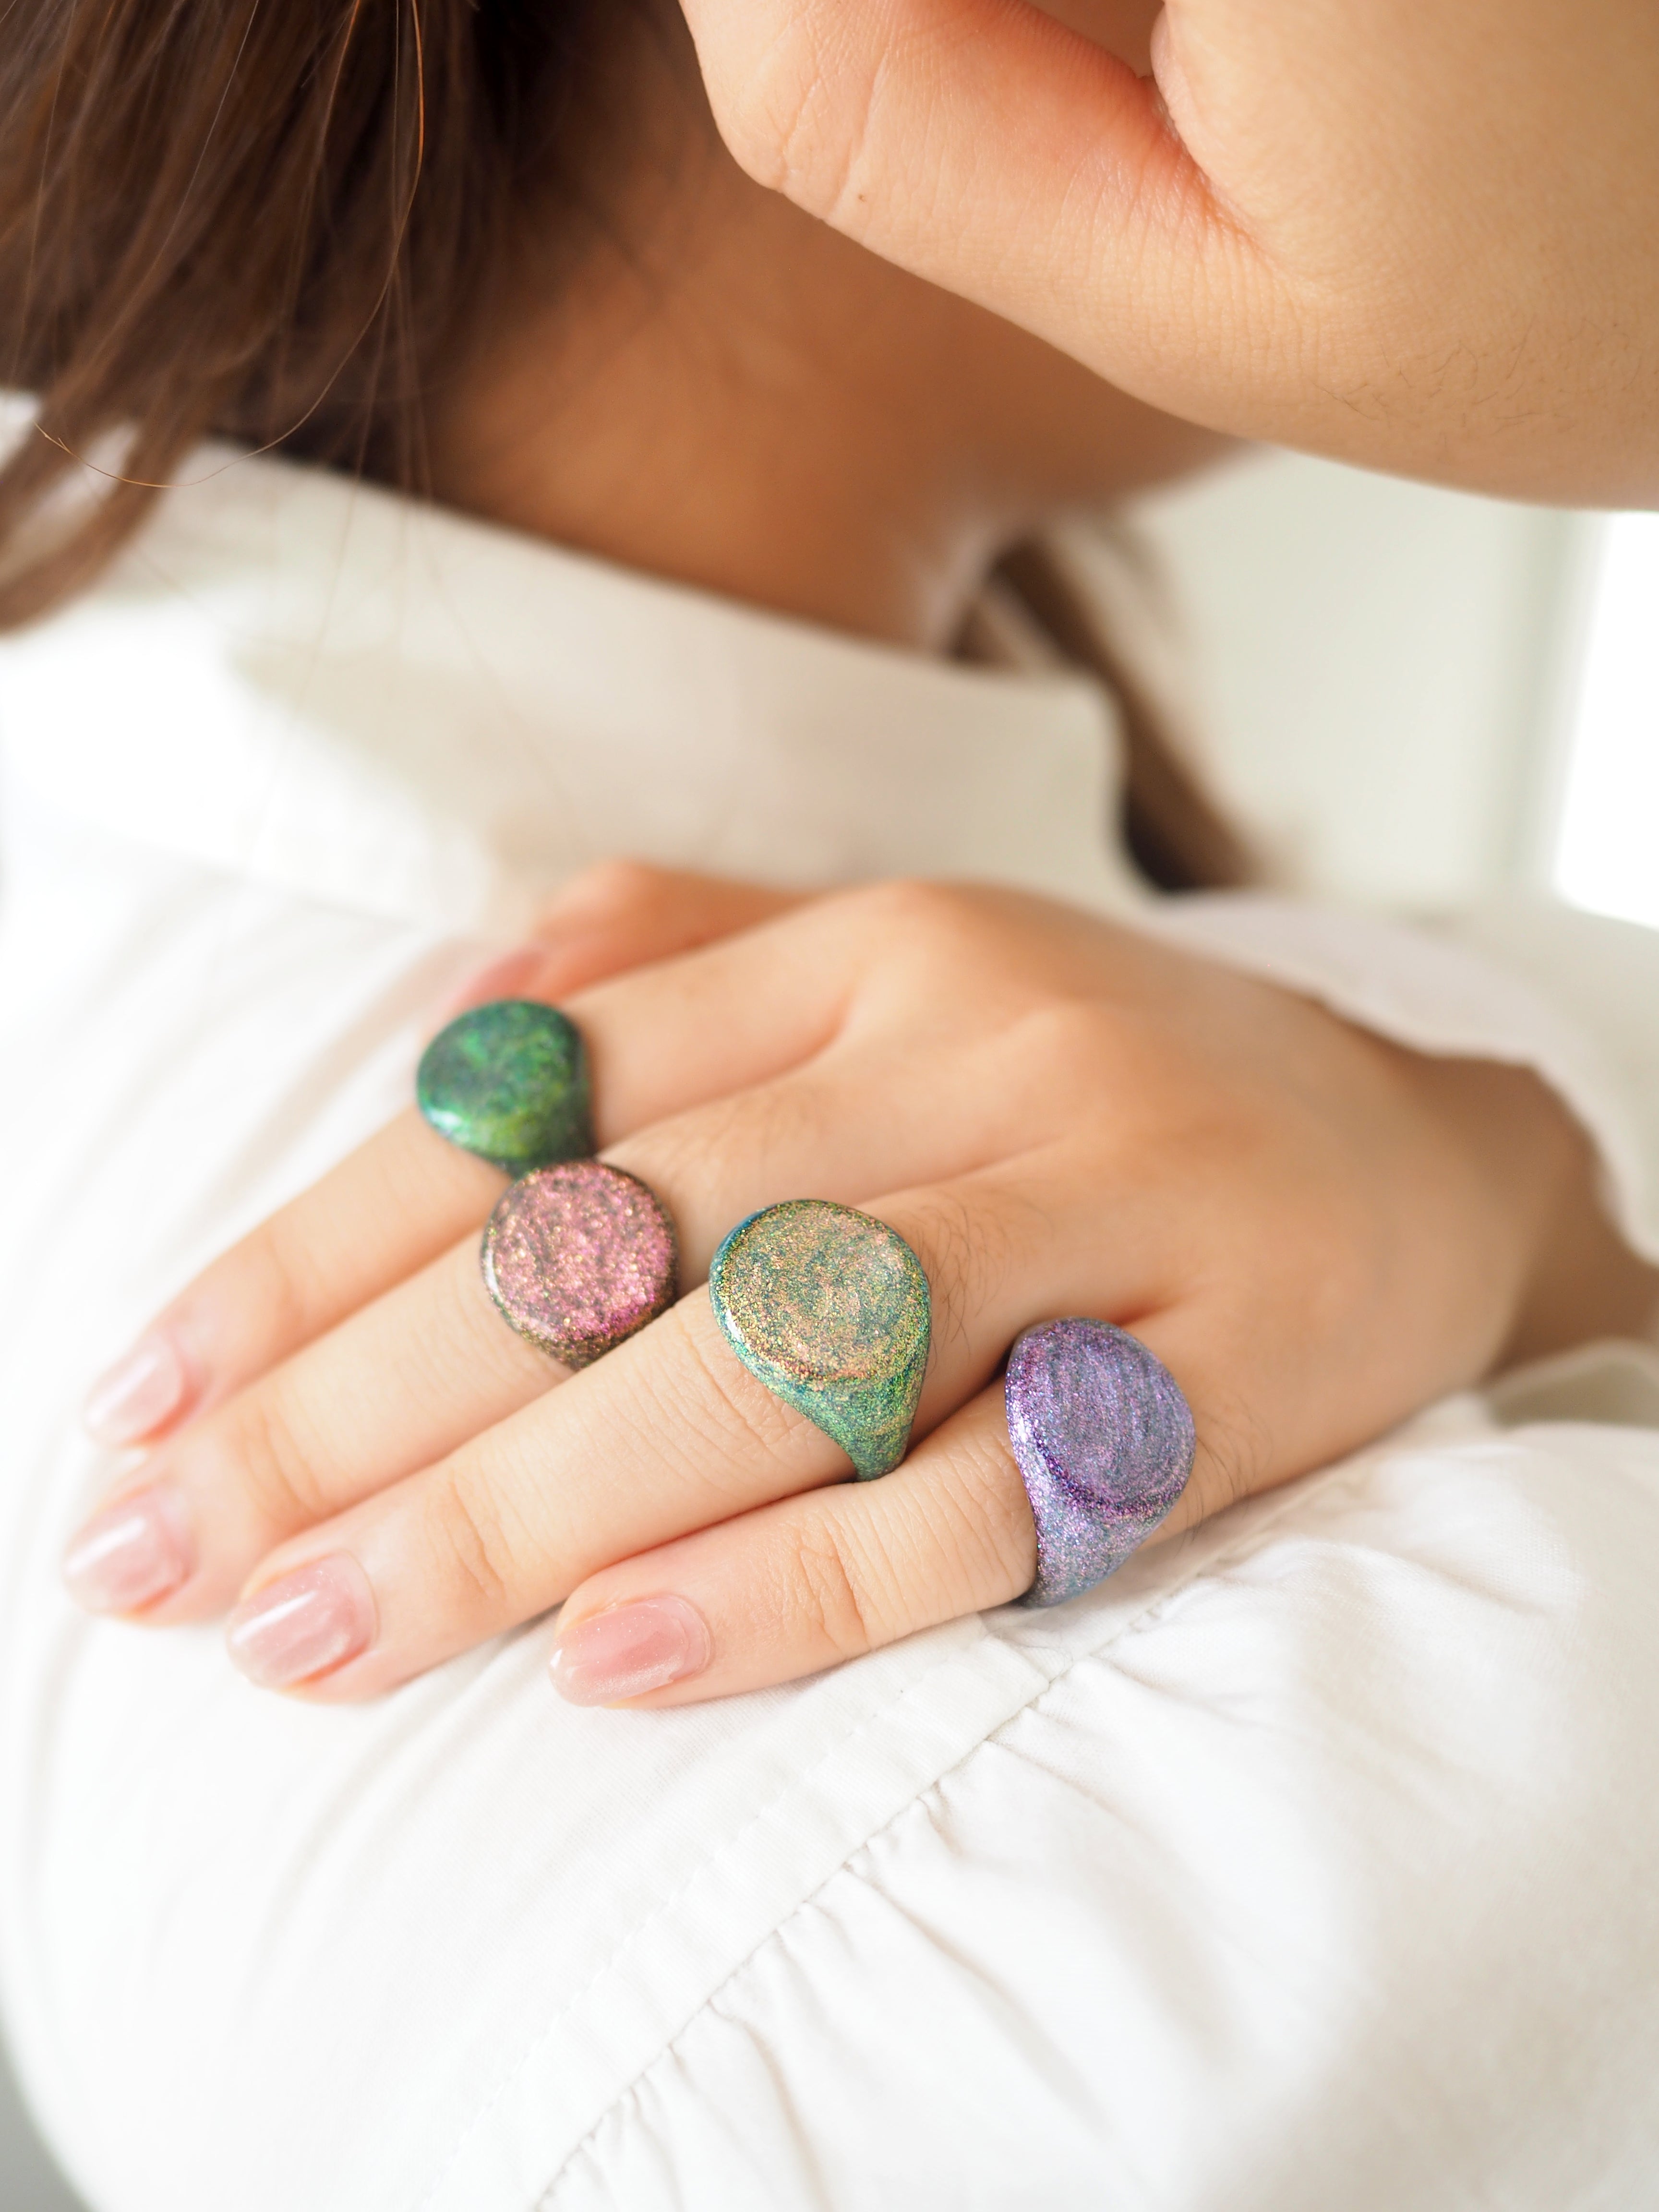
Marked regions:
[709,1200,930,1480]
[417,1000,594,1175]
[1005,1318,1194,1608]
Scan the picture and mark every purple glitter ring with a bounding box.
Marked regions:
[481,1160,677,1369]
[1005,1319,1195,1608]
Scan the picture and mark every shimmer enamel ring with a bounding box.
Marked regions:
[1005,1320,1195,1607]
[417,999,594,1175]
[709,1201,930,1479]
[482,1160,678,1368]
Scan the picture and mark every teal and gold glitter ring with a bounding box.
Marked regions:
[417,999,594,1176]
[709,1201,931,1479]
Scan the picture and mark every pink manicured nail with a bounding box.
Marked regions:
[84,1331,193,1446]
[440,946,545,1019]
[550,1596,712,1706]
[226,1556,376,1690]
[63,1487,194,1613]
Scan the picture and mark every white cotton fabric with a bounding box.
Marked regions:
[3,452,1659,2212]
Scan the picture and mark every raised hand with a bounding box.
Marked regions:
[674,0,1659,504]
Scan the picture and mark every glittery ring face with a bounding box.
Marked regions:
[417,999,594,1176]
[708,1201,931,1479]
[1005,1319,1195,1607]
[482,1160,678,1368]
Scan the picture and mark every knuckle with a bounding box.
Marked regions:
[1016,994,1106,1062]
[234,1227,325,1356]
[424,1464,523,1616]
[216,1387,336,1529]
[783,1513,880,1661]
[433,1249,546,1392]
[954,1436,1040,1592]
[674,1313,811,1471]
[849,875,963,937]
[900,1181,1050,1359]
[1179,1349,1274,1514]
[911,1432,1036,1611]
[830,878,988,981]
[651,1081,833,1198]
[722,28,858,208]
[1192,1417,1268,1517]
[1297,1208,1384,1334]
[587,1307,811,1522]
[1007,998,1125,1100]
[898,1190,998,1357]
[564,856,673,920]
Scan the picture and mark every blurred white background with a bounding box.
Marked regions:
[1553,513,1659,930]
[1,449,1651,2211]
[1126,448,1653,922]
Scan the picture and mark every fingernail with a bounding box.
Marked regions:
[226,1555,376,1690]
[63,1487,194,1613]
[84,1331,193,1446]
[440,946,545,1019]
[550,1595,712,1706]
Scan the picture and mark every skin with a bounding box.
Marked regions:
[63,12,1659,1702]
[676,0,1659,507]
[425,4,1224,648]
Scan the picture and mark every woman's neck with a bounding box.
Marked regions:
[426,161,1012,649]
[423,6,1224,650]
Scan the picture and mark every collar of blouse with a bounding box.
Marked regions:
[0,445,1147,937]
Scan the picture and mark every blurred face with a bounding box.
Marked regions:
[431,0,1227,644]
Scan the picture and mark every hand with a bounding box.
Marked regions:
[673,0,1659,506]
[66,867,1635,1706]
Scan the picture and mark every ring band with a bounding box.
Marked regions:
[482,1159,677,1367]
[709,1200,930,1479]
[1005,1319,1195,1608]
[418,999,593,1175]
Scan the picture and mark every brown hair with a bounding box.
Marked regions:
[0,0,589,619]
[0,0,1249,890]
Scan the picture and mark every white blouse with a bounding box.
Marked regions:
[3,451,1659,2212]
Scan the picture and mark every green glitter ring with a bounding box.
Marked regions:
[708,1200,931,1480]
[416,999,594,1176]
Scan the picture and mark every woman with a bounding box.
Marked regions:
[3,3,1659,2206]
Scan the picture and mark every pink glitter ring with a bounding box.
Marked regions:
[1005,1319,1195,1608]
[481,1161,678,1369]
